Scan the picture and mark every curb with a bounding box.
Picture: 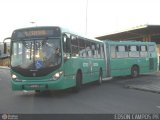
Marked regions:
[125,85,160,94]
[0,66,10,69]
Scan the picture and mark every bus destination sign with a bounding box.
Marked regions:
[12,27,61,39]
[24,30,47,37]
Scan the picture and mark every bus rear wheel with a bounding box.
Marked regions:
[131,66,139,78]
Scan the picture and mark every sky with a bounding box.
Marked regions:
[0,0,160,41]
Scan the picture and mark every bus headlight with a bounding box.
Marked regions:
[12,74,17,79]
[11,74,22,82]
[53,71,63,80]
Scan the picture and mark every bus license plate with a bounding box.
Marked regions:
[28,84,44,88]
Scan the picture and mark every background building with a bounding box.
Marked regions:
[96,24,160,58]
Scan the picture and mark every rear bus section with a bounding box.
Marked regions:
[104,41,158,78]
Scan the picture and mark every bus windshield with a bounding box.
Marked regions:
[11,38,61,72]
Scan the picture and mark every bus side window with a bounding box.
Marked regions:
[129,45,139,57]
[101,44,104,58]
[148,45,155,52]
[86,46,92,57]
[141,46,147,51]
[116,45,128,58]
[97,44,101,58]
[63,34,71,53]
[71,35,79,56]
[85,41,91,57]
[79,38,86,57]
[91,44,96,58]
[140,45,147,57]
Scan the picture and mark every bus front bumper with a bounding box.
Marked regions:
[11,76,75,91]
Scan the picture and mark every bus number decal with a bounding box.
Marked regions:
[93,63,98,67]
[83,63,89,67]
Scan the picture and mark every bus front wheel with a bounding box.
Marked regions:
[97,70,102,85]
[74,71,82,92]
[35,90,41,93]
[131,66,139,78]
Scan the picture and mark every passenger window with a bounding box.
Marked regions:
[63,33,71,53]
[118,46,125,52]
[71,35,79,56]
[141,46,147,52]
[140,45,147,57]
[71,36,78,46]
[101,45,104,58]
[148,45,155,52]
[91,44,96,58]
[116,45,128,58]
[129,46,138,51]
[129,45,139,57]
[97,44,101,58]
[85,41,92,57]
[78,38,85,57]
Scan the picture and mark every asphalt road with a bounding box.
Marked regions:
[0,68,160,114]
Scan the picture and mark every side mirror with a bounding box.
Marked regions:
[4,43,7,54]
[3,37,11,54]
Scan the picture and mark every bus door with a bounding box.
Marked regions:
[148,45,155,70]
[104,43,111,77]
[149,57,154,70]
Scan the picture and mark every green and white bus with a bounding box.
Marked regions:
[104,40,158,78]
[4,26,106,92]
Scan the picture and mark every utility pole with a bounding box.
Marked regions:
[85,0,88,35]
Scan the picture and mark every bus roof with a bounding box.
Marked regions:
[12,26,103,43]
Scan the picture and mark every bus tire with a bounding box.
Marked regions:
[97,69,103,85]
[131,66,139,78]
[35,90,41,93]
[74,71,82,92]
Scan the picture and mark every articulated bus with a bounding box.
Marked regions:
[3,26,158,92]
[104,41,158,78]
[4,26,106,92]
